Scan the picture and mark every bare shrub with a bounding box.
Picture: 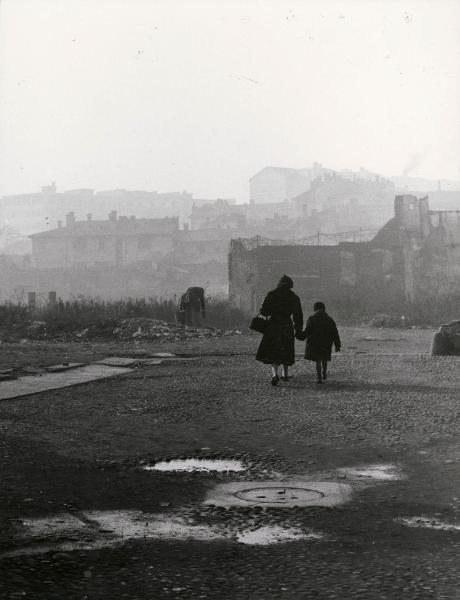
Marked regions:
[0,296,249,337]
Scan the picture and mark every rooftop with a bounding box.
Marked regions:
[30,215,179,239]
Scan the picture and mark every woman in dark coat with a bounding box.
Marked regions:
[255,275,303,386]
[301,301,341,384]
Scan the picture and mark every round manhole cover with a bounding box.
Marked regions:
[234,486,325,504]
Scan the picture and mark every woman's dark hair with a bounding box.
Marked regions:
[277,274,294,289]
[314,301,325,311]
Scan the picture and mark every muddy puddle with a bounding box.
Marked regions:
[396,516,460,531]
[338,464,401,481]
[4,462,411,558]
[143,458,246,473]
[236,526,323,546]
[5,510,326,557]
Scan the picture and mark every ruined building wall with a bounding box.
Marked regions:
[414,211,460,297]
[394,194,430,236]
[340,242,405,310]
[374,195,460,301]
[229,194,460,316]
[254,245,340,312]
[373,195,426,302]
[228,240,258,312]
[390,196,460,300]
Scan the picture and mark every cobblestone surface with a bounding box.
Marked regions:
[1,328,459,599]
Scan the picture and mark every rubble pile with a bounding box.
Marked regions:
[111,318,242,342]
[0,318,243,342]
[430,320,460,356]
[367,313,406,328]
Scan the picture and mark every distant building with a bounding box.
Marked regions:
[0,185,95,235]
[249,163,344,204]
[94,189,199,225]
[391,176,460,194]
[0,225,31,255]
[0,184,207,235]
[249,167,311,203]
[245,200,296,223]
[292,172,395,228]
[249,164,334,204]
[190,197,298,230]
[189,199,243,230]
[427,190,460,211]
[30,212,179,269]
[249,164,460,216]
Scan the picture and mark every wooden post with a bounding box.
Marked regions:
[27,292,36,311]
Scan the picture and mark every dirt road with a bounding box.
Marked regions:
[1,327,459,599]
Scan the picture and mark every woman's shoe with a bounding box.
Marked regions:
[271,375,280,386]
[316,378,323,384]
[280,375,289,381]
[322,373,327,380]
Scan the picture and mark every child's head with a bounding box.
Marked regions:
[314,301,325,311]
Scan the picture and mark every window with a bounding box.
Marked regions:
[138,235,152,250]
[73,237,87,251]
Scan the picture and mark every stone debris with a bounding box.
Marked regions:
[0,317,243,342]
[0,352,209,400]
[431,320,460,356]
[112,318,242,342]
[367,314,405,328]
[0,364,133,401]
[439,321,460,335]
[95,357,141,367]
[139,359,166,366]
[44,363,85,373]
[0,369,17,381]
[359,337,406,342]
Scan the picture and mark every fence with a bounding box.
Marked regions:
[235,229,379,250]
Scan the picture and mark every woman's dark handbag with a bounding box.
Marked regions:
[249,314,269,334]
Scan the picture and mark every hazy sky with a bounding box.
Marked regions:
[1,0,459,200]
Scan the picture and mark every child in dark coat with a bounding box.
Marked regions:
[298,301,341,384]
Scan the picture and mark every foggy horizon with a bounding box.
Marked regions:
[1,0,459,201]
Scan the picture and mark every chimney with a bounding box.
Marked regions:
[65,212,76,227]
[86,213,92,221]
[57,220,62,229]
[108,210,117,222]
